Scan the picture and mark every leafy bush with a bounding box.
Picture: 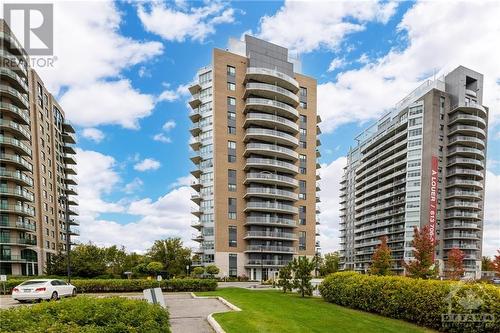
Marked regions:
[2,278,216,294]
[319,272,500,333]
[0,296,170,332]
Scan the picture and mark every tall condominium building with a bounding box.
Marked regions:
[1,20,78,276]
[339,66,488,279]
[189,35,321,281]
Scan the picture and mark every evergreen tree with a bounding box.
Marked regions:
[292,256,316,297]
[277,262,293,293]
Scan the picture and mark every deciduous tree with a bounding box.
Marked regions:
[319,252,340,277]
[205,265,219,278]
[481,256,493,271]
[493,250,500,274]
[446,247,465,280]
[403,225,438,279]
[147,238,191,278]
[369,236,392,276]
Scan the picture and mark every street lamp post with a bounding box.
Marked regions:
[60,196,71,283]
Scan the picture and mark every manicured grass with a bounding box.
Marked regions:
[196,288,435,333]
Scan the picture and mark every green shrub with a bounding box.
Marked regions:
[319,272,500,333]
[0,296,170,332]
[2,278,216,294]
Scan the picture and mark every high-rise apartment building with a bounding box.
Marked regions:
[189,35,321,281]
[339,66,488,279]
[1,20,78,276]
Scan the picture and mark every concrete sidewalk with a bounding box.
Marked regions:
[165,293,230,333]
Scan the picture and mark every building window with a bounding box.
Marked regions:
[228,226,237,247]
[300,101,307,109]
[228,169,236,191]
[299,231,306,251]
[299,141,307,148]
[227,65,236,76]
[227,82,236,91]
[199,71,212,84]
[228,141,236,162]
[299,167,306,174]
[228,126,236,134]
[300,128,307,136]
[228,198,237,220]
[229,254,237,277]
[299,206,306,225]
[300,87,307,98]
[299,180,306,200]
[300,115,307,124]
[228,111,236,120]
[227,97,236,106]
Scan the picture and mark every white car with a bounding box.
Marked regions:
[11,279,77,302]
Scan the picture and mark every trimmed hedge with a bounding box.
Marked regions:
[319,272,500,333]
[0,296,170,332]
[2,278,216,294]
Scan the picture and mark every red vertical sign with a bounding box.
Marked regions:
[428,156,438,259]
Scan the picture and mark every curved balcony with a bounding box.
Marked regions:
[245,82,299,106]
[63,153,77,165]
[245,216,296,227]
[0,237,37,246]
[0,32,29,59]
[245,67,299,93]
[0,187,34,201]
[447,158,484,169]
[0,170,33,187]
[62,132,76,144]
[64,174,78,185]
[447,147,484,159]
[245,187,298,201]
[244,172,298,188]
[445,210,480,220]
[450,103,487,118]
[445,200,480,209]
[245,128,298,147]
[443,232,480,240]
[245,245,297,254]
[0,84,29,108]
[0,220,36,232]
[0,119,31,141]
[244,112,299,133]
[448,135,485,149]
[449,113,486,128]
[447,168,483,179]
[444,222,480,230]
[443,243,480,250]
[245,142,298,161]
[244,231,297,240]
[445,190,481,200]
[0,153,32,172]
[245,259,292,267]
[245,157,298,174]
[245,97,298,120]
[0,49,28,77]
[244,202,298,214]
[0,136,31,156]
[0,68,28,92]
[446,178,483,189]
[0,102,30,125]
[448,125,486,139]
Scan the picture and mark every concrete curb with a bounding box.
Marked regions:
[190,293,242,333]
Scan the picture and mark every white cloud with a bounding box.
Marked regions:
[124,178,144,195]
[318,1,500,133]
[137,2,236,42]
[134,158,161,172]
[157,84,192,103]
[256,0,398,53]
[483,169,500,257]
[81,128,105,143]
[80,187,195,253]
[11,1,164,129]
[75,149,124,219]
[153,133,172,144]
[317,157,347,254]
[162,120,176,131]
[60,80,155,129]
[328,57,346,72]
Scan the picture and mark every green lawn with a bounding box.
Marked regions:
[196,288,435,333]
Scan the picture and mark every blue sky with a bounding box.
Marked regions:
[17,1,499,255]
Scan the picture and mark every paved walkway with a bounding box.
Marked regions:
[166,293,230,333]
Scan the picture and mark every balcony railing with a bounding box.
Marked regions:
[245,172,298,187]
[246,245,296,253]
[245,231,297,240]
[245,216,296,227]
[245,202,298,214]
